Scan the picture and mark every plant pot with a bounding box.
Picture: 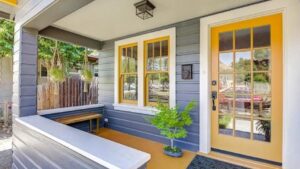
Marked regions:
[163,146,183,157]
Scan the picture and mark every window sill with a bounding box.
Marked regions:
[37,104,105,115]
[113,103,157,115]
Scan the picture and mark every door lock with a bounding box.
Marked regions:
[212,91,217,111]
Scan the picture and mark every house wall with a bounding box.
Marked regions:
[99,19,200,151]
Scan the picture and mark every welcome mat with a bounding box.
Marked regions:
[187,155,249,169]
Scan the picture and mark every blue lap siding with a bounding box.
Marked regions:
[99,19,200,151]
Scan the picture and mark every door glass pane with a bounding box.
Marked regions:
[219,31,233,51]
[235,51,251,72]
[254,48,271,71]
[253,119,271,142]
[219,115,233,136]
[147,43,154,70]
[235,29,250,49]
[123,75,138,100]
[219,74,234,93]
[219,93,234,114]
[253,72,271,95]
[235,73,251,95]
[148,73,169,104]
[219,52,233,73]
[154,42,161,71]
[254,95,271,119]
[161,40,168,71]
[253,25,271,48]
[235,95,251,116]
[235,118,251,139]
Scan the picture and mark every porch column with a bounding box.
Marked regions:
[12,26,38,118]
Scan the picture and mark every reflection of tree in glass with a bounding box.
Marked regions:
[235,58,251,72]
[254,73,269,83]
[256,118,271,142]
[160,73,169,91]
[125,76,136,91]
[254,49,270,70]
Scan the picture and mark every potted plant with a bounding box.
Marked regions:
[148,101,196,157]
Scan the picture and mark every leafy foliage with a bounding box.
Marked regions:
[0,19,14,58]
[81,69,93,83]
[149,101,196,149]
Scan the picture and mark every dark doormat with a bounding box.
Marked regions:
[187,155,249,169]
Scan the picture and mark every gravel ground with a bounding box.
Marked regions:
[0,125,12,169]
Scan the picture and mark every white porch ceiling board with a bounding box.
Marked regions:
[53,0,263,41]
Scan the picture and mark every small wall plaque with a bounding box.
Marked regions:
[182,64,193,80]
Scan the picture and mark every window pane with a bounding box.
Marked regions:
[219,115,233,136]
[147,43,154,70]
[219,93,234,114]
[154,42,161,71]
[121,48,128,73]
[128,46,137,73]
[235,94,251,116]
[235,73,251,95]
[254,48,271,71]
[148,73,169,104]
[219,31,233,51]
[253,119,271,142]
[253,95,271,119]
[235,118,251,139]
[235,29,250,49]
[253,72,271,95]
[161,40,168,71]
[123,75,138,101]
[219,74,234,93]
[219,52,233,73]
[253,25,271,48]
[235,51,251,72]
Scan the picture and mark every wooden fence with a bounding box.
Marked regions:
[37,76,99,110]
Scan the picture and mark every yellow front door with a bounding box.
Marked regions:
[211,14,282,162]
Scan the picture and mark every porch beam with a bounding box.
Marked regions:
[39,26,102,50]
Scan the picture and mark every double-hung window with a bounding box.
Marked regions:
[119,43,138,104]
[144,37,169,106]
[114,28,175,114]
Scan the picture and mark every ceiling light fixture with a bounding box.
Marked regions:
[134,0,156,20]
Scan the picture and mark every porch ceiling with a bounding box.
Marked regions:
[53,0,264,41]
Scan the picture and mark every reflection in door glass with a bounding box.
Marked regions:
[235,51,251,72]
[253,119,271,142]
[235,73,251,95]
[219,74,233,93]
[219,31,233,51]
[219,93,234,114]
[219,115,233,136]
[235,95,251,116]
[254,48,271,71]
[253,72,271,95]
[219,52,233,73]
[235,118,251,139]
[253,95,271,119]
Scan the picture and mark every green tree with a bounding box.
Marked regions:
[0,19,14,58]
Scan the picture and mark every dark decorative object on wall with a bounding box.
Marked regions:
[134,0,156,20]
[182,64,193,80]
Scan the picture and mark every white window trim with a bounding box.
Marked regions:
[114,28,176,115]
[199,0,290,161]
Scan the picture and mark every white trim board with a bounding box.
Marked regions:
[199,0,300,168]
[114,28,176,115]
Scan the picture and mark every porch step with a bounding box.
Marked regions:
[198,152,282,169]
